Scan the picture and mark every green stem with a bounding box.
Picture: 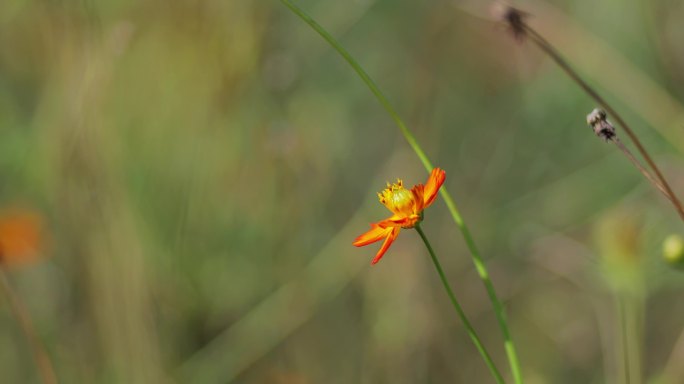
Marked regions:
[415,224,505,384]
[0,268,58,384]
[617,293,642,384]
[618,296,631,384]
[280,1,523,383]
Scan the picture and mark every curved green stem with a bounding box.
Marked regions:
[280,0,432,171]
[280,1,523,382]
[415,224,505,384]
[440,191,523,384]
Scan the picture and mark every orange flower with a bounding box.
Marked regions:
[353,168,446,265]
[0,209,45,268]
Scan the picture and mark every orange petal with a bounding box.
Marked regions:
[379,216,406,227]
[371,227,400,265]
[411,184,425,212]
[353,224,393,247]
[423,168,446,207]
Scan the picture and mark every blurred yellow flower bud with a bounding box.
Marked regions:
[663,234,684,267]
[594,209,645,294]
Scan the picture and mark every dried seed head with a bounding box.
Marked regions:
[492,3,528,41]
[586,108,607,126]
[586,108,615,141]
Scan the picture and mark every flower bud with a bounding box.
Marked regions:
[663,234,684,267]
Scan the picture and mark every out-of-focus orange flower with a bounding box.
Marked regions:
[353,168,446,265]
[0,209,45,268]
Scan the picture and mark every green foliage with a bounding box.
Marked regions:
[0,0,683,383]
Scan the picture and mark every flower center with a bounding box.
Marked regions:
[389,188,413,211]
[378,179,416,215]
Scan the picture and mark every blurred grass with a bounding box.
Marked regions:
[0,0,684,383]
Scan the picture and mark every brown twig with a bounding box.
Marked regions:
[587,108,673,203]
[0,267,58,384]
[502,6,684,222]
[613,138,674,202]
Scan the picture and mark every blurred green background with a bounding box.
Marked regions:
[1,0,684,383]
